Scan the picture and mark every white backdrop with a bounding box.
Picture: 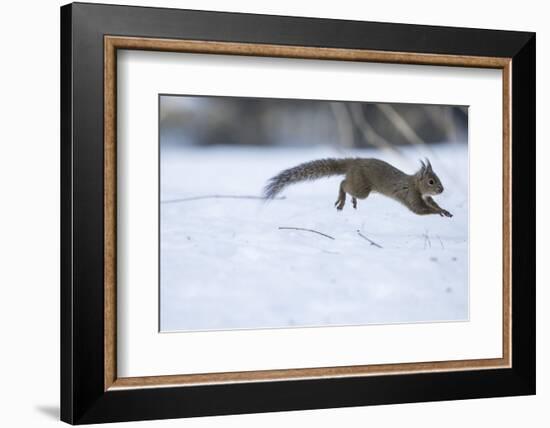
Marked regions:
[118,51,502,377]
[0,0,546,427]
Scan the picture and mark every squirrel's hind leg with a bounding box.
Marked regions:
[334,180,347,211]
[345,181,370,210]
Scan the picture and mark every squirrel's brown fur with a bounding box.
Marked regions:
[263,158,453,217]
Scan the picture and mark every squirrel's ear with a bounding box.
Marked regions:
[419,159,427,176]
[425,158,433,173]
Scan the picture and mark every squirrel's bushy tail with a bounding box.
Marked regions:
[263,158,352,199]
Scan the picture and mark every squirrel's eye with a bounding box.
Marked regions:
[428,179,434,185]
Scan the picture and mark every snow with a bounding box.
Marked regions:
[160,143,468,332]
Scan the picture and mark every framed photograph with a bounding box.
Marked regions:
[60,2,535,424]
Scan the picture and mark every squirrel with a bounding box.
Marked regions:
[263,158,453,217]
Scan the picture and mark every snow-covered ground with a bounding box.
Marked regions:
[160,143,469,332]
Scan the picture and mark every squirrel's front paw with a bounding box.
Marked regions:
[440,209,453,218]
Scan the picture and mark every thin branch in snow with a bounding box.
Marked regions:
[356,230,383,248]
[436,234,445,250]
[162,194,286,204]
[321,249,340,255]
[423,231,432,249]
[278,226,335,240]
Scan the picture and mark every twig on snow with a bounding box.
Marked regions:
[356,230,383,248]
[162,195,286,204]
[278,227,335,240]
[436,234,445,250]
[423,230,432,249]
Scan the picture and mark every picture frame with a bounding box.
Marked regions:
[60,2,535,424]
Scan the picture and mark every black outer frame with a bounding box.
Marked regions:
[60,2,535,424]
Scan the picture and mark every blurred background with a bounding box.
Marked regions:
[160,95,468,150]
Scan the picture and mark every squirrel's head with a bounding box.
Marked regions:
[415,158,444,195]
